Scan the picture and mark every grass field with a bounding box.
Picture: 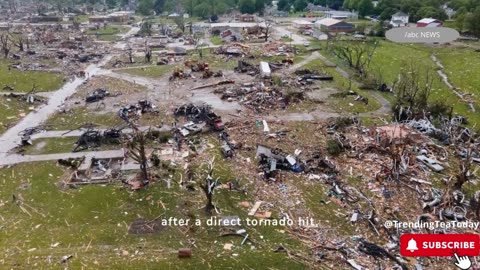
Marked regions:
[116,49,237,78]
[105,56,150,69]
[368,41,480,123]
[0,97,31,134]
[436,47,480,100]
[317,40,480,123]
[44,107,125,131]
[0,60,64,92]
[209,35,223,45]
[118,65,175,78]
[0,141,306,269]
[22,136,126,155]
[73,76,147,99]
[22,137,79,155]
[186,49,239,71]
[302,59,381,113]
[86,25,129,41]
[75,14,89,23]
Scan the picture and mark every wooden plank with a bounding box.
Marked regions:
[248,201,262,216]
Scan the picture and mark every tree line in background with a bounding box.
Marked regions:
[22,0,480,37]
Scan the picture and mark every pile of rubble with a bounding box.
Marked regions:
[118,100,159,124]
[234,60,258,75]
[263,42,295,56]
[294,69,333,83]
[213,82,305,113]
[217,116,480,269]
[85,88,110,103]
[74,127,123,152]
[214,43,251,56]
[174,103,224,132]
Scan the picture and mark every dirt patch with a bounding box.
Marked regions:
[34,141,47,151]
[128,219,166,234]
[307,86,338,101]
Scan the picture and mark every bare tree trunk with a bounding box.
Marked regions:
[201,158,218,214]
[125,129,150,186]
[0,34,11,58]
[454,146,473,190]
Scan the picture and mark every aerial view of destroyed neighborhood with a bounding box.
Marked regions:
[1,0,480,269]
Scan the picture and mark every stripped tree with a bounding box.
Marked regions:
[454,144,475,190]
[0,33,11,58]
[10,34,26,52]
[392,60,435,120]
[125,129,150,186]
[329,37,378,78]
[200,158,220,214]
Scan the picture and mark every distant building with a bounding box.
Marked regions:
[390,11,409,27]
[89,12,131,24]
[108,11,130,23]
[89,15,109,23]
[306,3,330,13]
[240,14,255,22]
[324,10,358,20]
[314,18,354,33]
[292,20,314,30]
[417,18,443,27]
[210,22,266,33]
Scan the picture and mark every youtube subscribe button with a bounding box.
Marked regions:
[400,234,480,257]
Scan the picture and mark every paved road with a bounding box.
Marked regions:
[0,150,125,166]
[314,51,391,116]
[273,25,309,45]
[0,56,112,158]
[0,31,393,166]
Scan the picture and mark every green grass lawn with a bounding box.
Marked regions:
[0,60,64,92]
[22,136,128,155]
[0,96,31,134]
[75,14,89,23]
[0,147,306,269]
[318,40,480,122]
[209,35,223,45]
[86,25,129,41]
[106,56,149,69]
[436,47,480,101]
[32,136,90,154]
[22,137,78,155]
[302,59,381,113]
[186,49,238,71]
[118,65,175,78]
[44,107,124,131]
[367,41,480,123]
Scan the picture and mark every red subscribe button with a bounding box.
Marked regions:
[401,234,480,257]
